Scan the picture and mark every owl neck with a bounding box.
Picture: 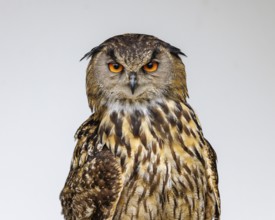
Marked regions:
[97,98,178,116]
[95,98,188,141]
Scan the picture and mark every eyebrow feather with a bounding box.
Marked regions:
[107,49,118,62]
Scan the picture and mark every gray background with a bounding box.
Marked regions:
[0,0,274,219]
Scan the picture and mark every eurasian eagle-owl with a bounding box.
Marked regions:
[60,34,220,220]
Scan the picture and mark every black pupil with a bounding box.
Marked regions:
[147,63,153,68]
[113,64,120,69]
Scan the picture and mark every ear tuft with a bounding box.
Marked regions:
[168,45,187,57]
[80,46,102,61]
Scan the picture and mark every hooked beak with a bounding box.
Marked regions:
[129,72,137,94]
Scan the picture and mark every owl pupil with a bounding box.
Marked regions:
[147,63,153,68]
[113,64,119,69]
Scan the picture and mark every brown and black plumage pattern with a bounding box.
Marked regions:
[60,34,220,220]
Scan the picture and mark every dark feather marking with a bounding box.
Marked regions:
[215,203,220,219]
[198,132,206,145]
[127,160,140,186]
[176,134,195,157]
[148,106,164,123]
[114,135,131,157]
[167,115,177,127]
[182,110,191,122]
[156,154,160,165]
[176,120,183,133]
[177,178,187,195]
[162,161,169,197]
[162,123,171,134]
[149,126,158,139]
[185,174,194,191]
[172,184,179,197]
[104,125,112,136]
[140,132,148,149]
[158,138,164,149]
[193,169,201,199]
[167,189,170,203]
[173,196,178,218]
[98,126,104,143]
[85,135,98,156]
[159,193,165,210]
[137,144,143,157]
[149,174,160,195]
[183,163,192,175]
[170,145,181,174]
[151,124,163,139]
[193,147,205,167]
[183,125,190,136]
[130,110,142,137]
[116,207,123,220]
[138,188,147,207]
[126,180,140,196]
[205,139,217,160]
[190,129,197,138]
[146,150,152,162]
[150,162,158,182]
[157,101,169,114]
[106,49,118,62]
[192,198,195,211]
[149,107,173,142]
[114,143,119,156]
[110,111,123,138]
[151,49,160,61]
[134,146,142,170]
[120,155,126,171]
[176,102,183,112]
[152,142,157,154]
[182,144,195,157]
[124,139,132,157]
[186,103,203,131]
[125,186,136,213]
[178,210,182,220]
[174,106,182,119]
[188,202,192,218]
[142,153,147,164]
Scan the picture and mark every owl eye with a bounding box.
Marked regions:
[108,63,124,73]
[143,62,158,73]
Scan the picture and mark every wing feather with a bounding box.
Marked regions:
[186,104,220,219]
[60,115,123,220]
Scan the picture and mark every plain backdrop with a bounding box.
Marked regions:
[0,0,274,219]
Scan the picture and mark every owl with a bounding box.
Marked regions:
[60,34,220,220]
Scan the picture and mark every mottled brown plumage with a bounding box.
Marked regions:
[60,34,220,220]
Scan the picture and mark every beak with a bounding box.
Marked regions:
[129,72,137,94]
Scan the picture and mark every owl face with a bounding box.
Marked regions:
[84,34,188,110]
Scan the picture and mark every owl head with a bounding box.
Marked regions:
[82,34,188,112]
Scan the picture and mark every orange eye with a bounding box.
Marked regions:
[143,62,158,73]
[108,63,124,73]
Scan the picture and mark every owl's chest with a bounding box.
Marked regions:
[103,132,206,219]
[109,139,206,220]
[98,105,207,219]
